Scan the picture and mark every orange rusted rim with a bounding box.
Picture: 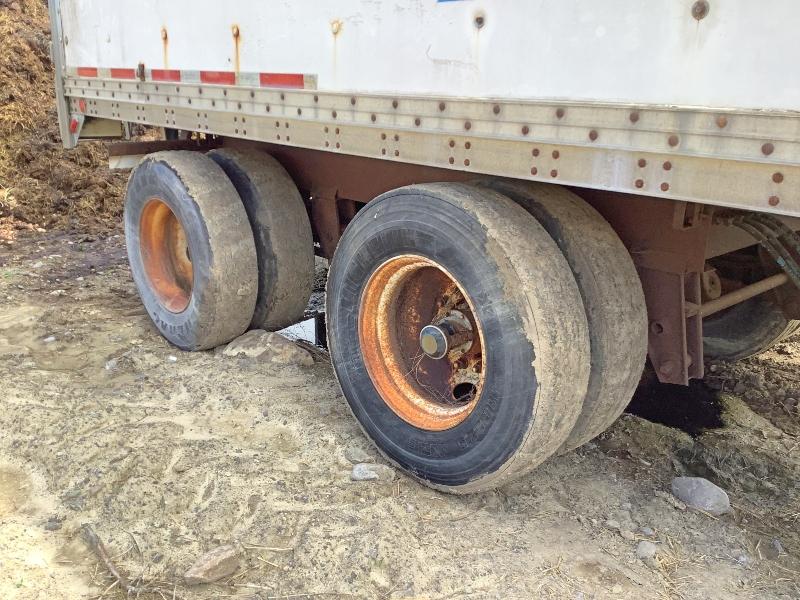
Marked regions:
[139,198,194,313]
[359,255,485,431]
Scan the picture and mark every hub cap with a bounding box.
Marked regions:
[358,255,485,431]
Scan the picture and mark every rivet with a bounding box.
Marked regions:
[550,169,558,178]
[381,133,386,140]
[336,142,341,149]
[522,125,530,135]
[762,142,775,156]
[280,93,284,100]
[638,158,647,168]
[716,115,728,128]
[392,99,399,109]
[474,15,485,29]
[668,135,680,147]
[350,97,356,105]
[556,108,565,119]
[332,110,337,118]
[661,182,670,192]
[630,111,640,123]
[493,104,501,115]
[635,179,645,188]
[449,140,455,148]
[663,161,672,171]
[314,95,319,102]
[552,150,560,159]
[439,102,446,111]
[394,150,400,157]
[464,159,471,166]
[532,148,540,157]
[773,172,784,184]
[380,148,385,154]
[335,128,340,134]
[769,196,780,206]
[394,134,399,142]
[465,142,471,150]
[371,114,377,122]
[589,130,598,141]
[464,121,472,130]
[531,167,538,175]
[232,25,240,38]
[692,1,710,21]
[449,157,455,164]
[414,118,421,126]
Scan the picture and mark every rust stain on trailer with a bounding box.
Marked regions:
[161,27,169,69]
[232,25,241,77]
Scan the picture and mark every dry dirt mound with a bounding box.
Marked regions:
[0,0,125,238]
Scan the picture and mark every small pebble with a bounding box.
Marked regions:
[636,540,659,567]
[351,463,396,482]
[167,355,178,362]
[43,336,56,344]
[639,526,655,537]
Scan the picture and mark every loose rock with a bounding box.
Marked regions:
[184,545,240,585]
[351,463,396,482]
[344,445,374,465]
[223,330,313,367]
[636,540,660,568]
[670,477,731,516]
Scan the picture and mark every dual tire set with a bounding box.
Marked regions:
[125,150,651,493]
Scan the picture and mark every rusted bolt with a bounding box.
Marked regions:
[449,157,455,164]
[650,322,664,335]
[161,27,168,41]
[414,118,421,127]
[661,182,670,192]
[280,93,285,100]
[556,108,565,119]
[552,150,560,159]
[474,14,485,29]
[663,161,673,171]
[381,133,387,140]
[464,121,472,131]
[332,110,337,118]
[630,111,640,123]
[493,104,501,115]
[769,196,781,206]
[449,140,455,148]
[336,142,341,149]
[521,125,530,135]
[439,102,446,112]
[692,1,710,20]
[532,148,540,157]
[762,142,775,156]
[465,141,471,150]
[394,150,400,157]
[550,170,558,178]
[716,115,728,128]
[773,172,784,184]
[232,25,240,38]
[530,167,538,176]
[392,99,399,109]
[668,135,680,147]
[635,179,645,189]
[380,147,385,154]
[589,130,598,141]
[464,159,471,166]
[335,127,340,134]
[371,114,376,122]
[394,134,399,142]
[638,158,647,168]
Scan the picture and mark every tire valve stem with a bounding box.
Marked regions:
[419,323,472,360]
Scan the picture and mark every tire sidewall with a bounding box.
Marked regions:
[328,190,539,488]
[125,159,214,350]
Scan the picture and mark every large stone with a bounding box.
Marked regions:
[184,545,240,585]
[223,330,313,367]
[670,477,731,516]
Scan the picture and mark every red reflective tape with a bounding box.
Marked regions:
[110,68,137,80]
[259,73,305,88]
[77,67,98,77]
[200,71,236,85]
[151,69,181,82]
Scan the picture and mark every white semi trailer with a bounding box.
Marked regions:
[49,0,800,493]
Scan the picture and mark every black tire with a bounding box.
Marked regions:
[208,149,314,330]
[124,151,257,351]
[475,180,648,452]
[327,183,590,494]
[703,297,800,362]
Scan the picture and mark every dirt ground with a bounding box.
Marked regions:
[0,230,799,600]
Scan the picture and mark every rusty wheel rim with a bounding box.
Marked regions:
[358,255,485,431]
[139,198,194,313]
